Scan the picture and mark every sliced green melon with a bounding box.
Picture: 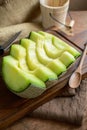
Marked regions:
[20,39,57,82]
[20,39,66,78]
[29,32,52,64]
[2,30,81,99]
[38,31,81,58]
[36,41,53,65]
[2,55,46,98]
[52,36,81,58]
[29,31,44,42]
[59,51,75,67]
[38,31,53,38]
[44,39,63,58]
[38,31,65,51]
[47,59,66,76]
[10,44,29,71]
[10,43,57,82]
[30,31,62,59]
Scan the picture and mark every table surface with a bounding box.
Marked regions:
[5,11,87,130]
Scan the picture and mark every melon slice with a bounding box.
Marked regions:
[2,55,46,98]
[59,51,75,67]
[30,31,62,59]
[47,59,66,76]
[38,31,81,58]
[20,39,66,77]
[20,39,57,82]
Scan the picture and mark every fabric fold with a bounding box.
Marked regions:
[30,79,87,125]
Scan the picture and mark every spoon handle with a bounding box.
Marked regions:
[78,43,87,72]
[69,43,87,88]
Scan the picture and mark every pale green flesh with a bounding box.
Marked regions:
[38,31,81,58]
[47,59,66,75]
[2,31,81,96]
[29,32,52,65]
[44,39,63,58]
[20,39,57,81]
[2,56,46,92]
[12,42,65,79]
[10,44,29,71]
[53,36,81,58]
[36,42,52,65]
[29,31,44,43]
[30,32,62,58]
[21,39,42,70]
[59,51,75,67]
[29,31,80,74]
[38,31,63,58]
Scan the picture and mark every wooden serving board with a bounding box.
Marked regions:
[0,28,87,130]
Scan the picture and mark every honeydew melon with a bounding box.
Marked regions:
[38,31,81,58]
[52,36,81,58]
[39,31,68,49]
[38,31,65,51]
[29,32,52,64]
[29,31,44,43]
[36,41,53,65]
[38,31,53,39]
[44,39,63,58]
[21,40,39,70]
[47,59,66,76]
[20,39,66,77]
[10,44,29,71]
[30,31,62,59]
[2,30,81,99]
[59,51,75,67]
[20,39,57,82]
[2,55,46,98]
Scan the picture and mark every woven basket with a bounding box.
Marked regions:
[40,0,70,29]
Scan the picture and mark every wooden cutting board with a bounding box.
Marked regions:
[0,28,87,130]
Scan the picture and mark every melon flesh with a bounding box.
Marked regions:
[59,51,75,67]
[38,31,81,58]
[2,31,81,99]
[2,55,46,94]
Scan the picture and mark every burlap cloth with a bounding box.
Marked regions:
[0,0,87,126]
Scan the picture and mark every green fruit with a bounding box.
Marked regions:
[29,31,52,64]
[29,31,44,43]
[52,36,81,58]
[67,46,81,58]
[21,39,40,70]
[21,39,57,82]
[2,30,81,99]
[38,31,53,38]
[30,31,62,59]
[59,51,75,67]
[36,41,53,65]
[2,55,46,98]
[38,31,65,50]
[38,31,81,58]
[44,38,63,58]
[10,44,29,71]
[47,59,66,75]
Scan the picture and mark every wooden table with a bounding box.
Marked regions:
[5,11,87,130]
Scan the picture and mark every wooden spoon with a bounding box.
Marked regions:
[69,43,87,88]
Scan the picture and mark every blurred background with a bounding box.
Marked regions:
[70,0,87,10]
